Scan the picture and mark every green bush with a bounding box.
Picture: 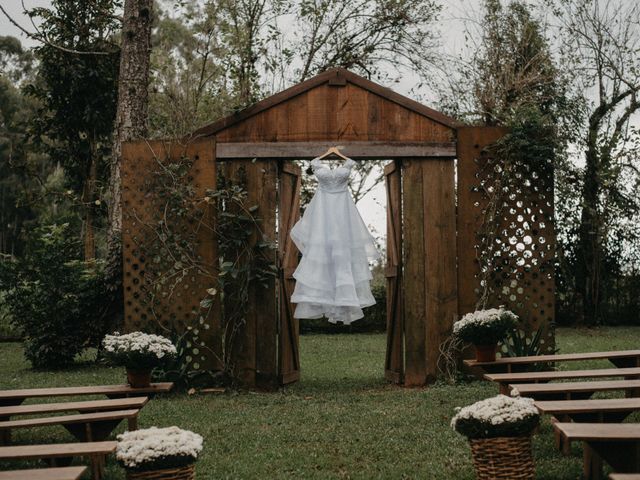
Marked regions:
[0,223,111,368]
[300,282,387,334]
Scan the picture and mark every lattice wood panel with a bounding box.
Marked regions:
[121,139,221,370]
[457,127,555,353]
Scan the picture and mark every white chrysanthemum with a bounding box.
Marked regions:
[451,394,538,430]
[116,426,203,469]
[453,308,518,334]
[103,332,177,359]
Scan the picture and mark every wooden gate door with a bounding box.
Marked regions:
[278,161,302,384]
[384,160,404,383]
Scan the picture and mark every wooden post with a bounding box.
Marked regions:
[423,159,458,382]
[402,158,427,386]
[402,157,458,385]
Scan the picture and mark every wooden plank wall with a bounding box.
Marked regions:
[457,126,556,354]
[402,158,458,385]
[122,139,221,370]
[278,161,302,384]
[214,83,455,144]
[384,161,403,383]
[222,160,278,388]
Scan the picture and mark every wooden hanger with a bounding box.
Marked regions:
[315,146,350,162]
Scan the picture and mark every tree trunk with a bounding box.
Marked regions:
[576,130,601,326]
[82,153,96,261]
[106,0,154,326]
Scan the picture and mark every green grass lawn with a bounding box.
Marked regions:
[1,327,639,479]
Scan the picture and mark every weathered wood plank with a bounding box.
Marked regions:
[384,160,403,383]
[423,159,458,382]
[254,160,278,388]
[192,68,457,139]
[216,141,457,159]
[402,159,427,386]
[0,467,87,480]
[277,161,301,384]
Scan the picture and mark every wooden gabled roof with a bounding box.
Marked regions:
[192,68,458,138]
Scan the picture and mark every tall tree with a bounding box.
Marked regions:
[24,1,120,260]
[292,0,440,82]
[551,0,640,325]
[0,36,37,256]
[105,0,154,320]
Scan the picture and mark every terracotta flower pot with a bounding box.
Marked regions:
[126,368,152,388]
[475,344,497,362]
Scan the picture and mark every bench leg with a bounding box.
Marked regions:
[90,454,107,480]
[127,416,138,431]
[65,420,121,442]
[583,443,603,480]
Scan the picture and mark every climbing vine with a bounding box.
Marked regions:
[134,148,275,388]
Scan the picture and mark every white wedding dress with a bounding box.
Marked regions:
[290,156,380,324]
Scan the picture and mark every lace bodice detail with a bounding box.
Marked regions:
[311,157,355,193]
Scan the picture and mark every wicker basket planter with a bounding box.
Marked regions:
[126,464,195,480]
[469,436,534,480]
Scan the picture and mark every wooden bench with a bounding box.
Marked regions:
[0,397,148,419]
[510,379,640,400]
[536,398,640,454]
[0,409,140,444]
[0,383,173,408]
[609,475,640,480]
[0,441,116,480]
[0,466,87,480]
[486,367,640,394]
[464,349,640,374]
[554,423,640,480]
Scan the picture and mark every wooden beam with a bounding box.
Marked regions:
[216,141,457,159]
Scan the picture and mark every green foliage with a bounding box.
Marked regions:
[152,332,225,390]
[4,327,632,478]
[0,223,111,368]
[300,281,386,334]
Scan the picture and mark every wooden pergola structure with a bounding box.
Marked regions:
[121,68,555,388]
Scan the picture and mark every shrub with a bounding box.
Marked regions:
[453,308,518,345]
[0,223,111,368]
[451,395,540,439]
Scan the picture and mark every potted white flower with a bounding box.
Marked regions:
[451,394,539,480]
[103,332,177,387]
[116,426,203,480]
[453,308,518,361]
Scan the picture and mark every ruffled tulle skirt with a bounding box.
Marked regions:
[290,189,380,324]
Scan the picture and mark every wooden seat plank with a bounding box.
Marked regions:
[0,466,87,480]
[0,441,116,480]
[536,398,640,415]
[609,475,640,480]
[0,397,148,418]
[511,379,640,400]
[466,349,640,367]
[0,409,139,430]
[486,367,640,383]
[487,367,640,394]
[0,441,116,459]
[554,423,640,480]
[0,383,172,403]
[555,423,640,440]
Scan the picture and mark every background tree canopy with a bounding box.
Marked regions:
[0,0,638,356]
